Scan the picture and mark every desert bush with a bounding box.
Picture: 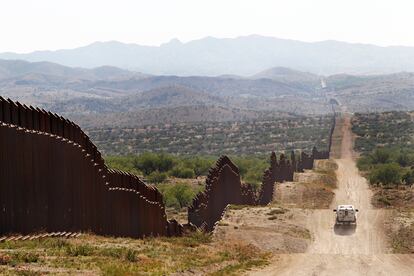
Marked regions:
[125,249,137,262]
[169,166,195,179]
[147,171,168,184]
[134,152,176,175]
[370,148,391,164]
[66,244,95,257]
[92,116,332,156]
[189,157,215,176]
[105,155,141,175]
[402,170,414,185]
[233,156,268,185]
[159,183,201,209]
[105,153,274,186]
[357,155,373,171]
[369,163,403,186]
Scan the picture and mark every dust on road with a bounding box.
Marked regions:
[249,114,414,276]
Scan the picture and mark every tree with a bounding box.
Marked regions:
[133,152,176,175]
[402,170,414,186]
[397,152,413,167]
[134,152,158,175]
[369,163,403,186]
[191,157,214,177]
[157,153,175,172]
[370,148,391,164]
[147,171,167,184]
[164,183,196,209]
[170,166,195,179]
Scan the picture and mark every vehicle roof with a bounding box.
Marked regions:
[338,205,354,209]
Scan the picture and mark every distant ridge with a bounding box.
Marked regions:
[0,59,147,81]
[2,35,414,76]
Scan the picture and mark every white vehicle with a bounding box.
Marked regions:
[333,205,358,225]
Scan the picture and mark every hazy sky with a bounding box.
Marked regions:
[1,0,414,53]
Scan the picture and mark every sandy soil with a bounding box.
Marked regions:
[213,160,337,253]
[214,206,312,254]
[275,160,337,209]
[249,114,414,276]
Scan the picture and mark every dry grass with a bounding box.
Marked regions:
[267,207,288,220]
[389,211,414,253]
[372,187,414,209]
[228,205,254,210]
[0,232,270,275]
[391,224,414,253]
[267,208,287,216]
[208,242,271,276]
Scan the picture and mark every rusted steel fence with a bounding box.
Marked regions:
[188,156,257,231]
[189,114,336,230]
[0,97,182,238]
[1,96,334,237]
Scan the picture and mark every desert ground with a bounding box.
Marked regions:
[216,114,414,275]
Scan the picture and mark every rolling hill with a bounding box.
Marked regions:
[1,59,414,127]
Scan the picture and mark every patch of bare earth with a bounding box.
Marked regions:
[386,209,414,254]
[214,206,312,254]
[372,186,414,254]
[275,159,337,209]
[214,159,338,263]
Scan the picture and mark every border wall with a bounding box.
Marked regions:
[188,115,336,230]
[0,97,181,237]
[1,96,335,237]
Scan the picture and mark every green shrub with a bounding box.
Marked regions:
[133,152,176,175]
[169,183,196,209]
[66,244,94,256]
[232,156,268,184]
[105,156,141,175]
[147,171,168,184]
[125,249,137,262]
[170,166,195,179]
[190,157,215,177]
[370,148,391,164]
[244,170,263,187]
[160,183,200,209]
[357,155,373,171]
[402,170,414,185]
[396,152,414,167]
[11,252,39,264]
[369,163,403,185]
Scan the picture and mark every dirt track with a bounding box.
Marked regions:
[249,114,414,275]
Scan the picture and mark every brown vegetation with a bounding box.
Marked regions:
[372,187,414,209]
[0,233,270,275]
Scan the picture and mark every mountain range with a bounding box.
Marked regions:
[1,58,414,127]
[3,35,414,76]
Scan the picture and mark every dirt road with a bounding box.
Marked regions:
[250,114,414,276]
